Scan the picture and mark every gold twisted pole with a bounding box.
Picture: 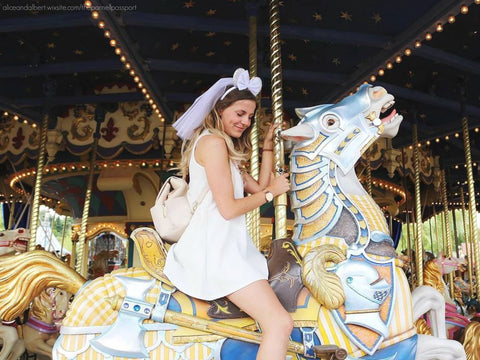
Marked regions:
[441,170,455,298]
[460,187,473,296]
[29,113,49,250]
[247,8,261,248]
[7,201,15,230]
[401,148,413,269]
[269,0,287,240]
[433,206,439,255]
[76,118,102,276]
[413,124,424,286]
[462,116,480,299]
[365,150,372,196]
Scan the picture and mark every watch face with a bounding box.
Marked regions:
[265,191,274,202]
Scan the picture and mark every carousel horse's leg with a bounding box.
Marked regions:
[412,285,447,338]
[0,324,25,360]
[22,328,54,359]
[416,334,466,360]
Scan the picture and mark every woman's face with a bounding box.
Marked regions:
[219,99,256,138]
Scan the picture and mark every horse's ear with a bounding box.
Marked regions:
[280,124,315,142]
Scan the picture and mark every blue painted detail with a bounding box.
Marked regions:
[289,327,321,359]
[371,231,394,245]
[301,328,316,358]
[220,339,258,360]
[166,295,181,312]
[359,334,417,360]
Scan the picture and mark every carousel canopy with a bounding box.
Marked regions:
[0,0,479,220]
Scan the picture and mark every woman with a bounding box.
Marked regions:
[164,68,293,359]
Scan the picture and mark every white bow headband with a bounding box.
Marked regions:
[173,68,262,140]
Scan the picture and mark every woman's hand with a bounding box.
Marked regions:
[266,172,290,197]
[263,122,281,149]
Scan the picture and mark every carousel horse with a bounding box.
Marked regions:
[0,228,29,256]
[0,85,466,359]
[422,257,480,355]
[88,249,120,279]
[277,83,465,359]
[0,287,73,360]
[0,228,28,359]
[0,321,24,360]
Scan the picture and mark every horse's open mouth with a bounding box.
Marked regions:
[380,106,398,125]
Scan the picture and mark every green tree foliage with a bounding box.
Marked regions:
[398,209,474,258]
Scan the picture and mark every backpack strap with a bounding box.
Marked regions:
[191,184,209,212]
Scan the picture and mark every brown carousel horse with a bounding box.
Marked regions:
[0,287,73,360]
[0,251,82,360]
[0,228,29,360]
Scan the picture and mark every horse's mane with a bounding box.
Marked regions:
[423,259,445,294]
[0,250,85,321]
[462,321,480,360]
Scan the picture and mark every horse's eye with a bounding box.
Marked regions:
[322,114,340,130]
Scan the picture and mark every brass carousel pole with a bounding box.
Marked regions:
[447,170,460,258]
[413,123,424,287]
[365,150,372,197]
[29,113,49,250]
[269,0,287,240]
[461,115,480,300]
[7,201,15,229]
[247,4,261,248]
[460,187,473,296]
[75,107,104,276]
[401,147,413,271]
[433,206,439,255]
[441,170,455,298]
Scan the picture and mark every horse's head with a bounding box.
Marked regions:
[434,255,462,275]
[0,228,29,256]
[31,287,73,324]
[281,84,403,174]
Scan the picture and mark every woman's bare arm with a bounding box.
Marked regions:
[196,135,289,220]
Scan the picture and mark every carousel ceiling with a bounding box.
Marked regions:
[0,0,479,219]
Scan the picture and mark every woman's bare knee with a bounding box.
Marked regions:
[260,308,293,336]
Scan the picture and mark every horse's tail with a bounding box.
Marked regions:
[0,250,86,321]
[302,244,346,309]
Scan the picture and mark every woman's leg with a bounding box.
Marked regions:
[227,279,293,360]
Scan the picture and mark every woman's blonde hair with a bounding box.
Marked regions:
[177,87,257,178]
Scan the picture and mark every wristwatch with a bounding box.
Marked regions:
[264,190,274,202]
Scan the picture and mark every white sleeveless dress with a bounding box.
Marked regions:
[164,131,268,300]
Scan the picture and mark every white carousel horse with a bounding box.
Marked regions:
[280,84,465,359]
[0,320,24,360]
[0,228,29,256]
